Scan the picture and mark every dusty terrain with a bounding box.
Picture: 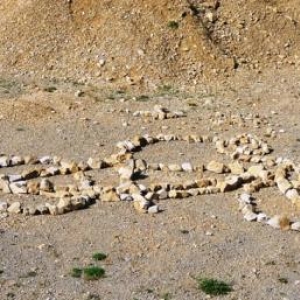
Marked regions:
[1,1,300,300]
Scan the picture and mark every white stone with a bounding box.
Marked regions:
[0,201,8,211]
[148,205,160,214]
[239,193,252,204]
[257,213,268,222]
[248,165,265,177]
[11,156,24,166]
[277,179,292,194]
[39,156,52,164]
[182,162,193,172]
[285,188,299,201]
[244,211,258,222]
[291,222,300,231]
[9,181,27,194]
[7,202,21,214]
[8,174,22,182]
[0,156,9,167]
[118,166,133,181]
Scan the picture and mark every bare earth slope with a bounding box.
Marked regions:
[0,0,299,89]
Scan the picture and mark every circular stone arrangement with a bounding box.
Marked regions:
[0,106,300,232]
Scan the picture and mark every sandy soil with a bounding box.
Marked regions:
[0,68,300,300]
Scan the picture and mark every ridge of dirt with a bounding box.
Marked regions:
[0,0,299,90]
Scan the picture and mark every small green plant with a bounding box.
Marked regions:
[92,252,107,261]
[197,277,232,295]
[70,267,82,278]
[83,266,105,280]
[167,21,179,29]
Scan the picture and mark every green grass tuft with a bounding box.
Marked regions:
[92,252,107,261]
[197,277,232,295]
[83,266,105,280]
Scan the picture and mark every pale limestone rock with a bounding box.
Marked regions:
[228,161,244,175]
[24,155,38,164]
[187,188,200,197]
[78,161,90,171]
[132,194,150,213]
[10,181,27,194]
[40,178,54,192]
[0,201,8,211]
[0,156,9,167]
[244,211,258,222]
[217,176,241,192]
[87,158,106,169]
[267,215,290,230]
[285,189,300,201]
[156,188,168,200]
[71,196,90,210]
[57,197,72,213]
[168,164,182,172]
[101,189,119,202]
[11,156,24,166]
[148,205,160,214]
[247,164,265,177]
[60,160,79,173]
[116,140,135,152]
[39,156,52,164]
[120,194,133,201]
[118,166,133,182]
[276,179,292,194]
[0,180,11,194]
[8,174,22,182]
[206,161,224,174]
[135,159,147,171]
[239,193,252,204]
[257,213,268,222]
[7,202,21,214]
[46,166,60,176]
[291,222,300,231]
[168,190,180,198]
[195,179,211,188]
[182,180,198,190]
[182,162,193,172]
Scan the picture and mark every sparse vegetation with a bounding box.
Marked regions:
[167,21,179,29]
[135,95,150,102]
[278,277,288,284]
[83,266,105,280]
[160,292,172,300]
[70,267,83,278]
[92,252,107,261]
[71,266,105,280]
[197,277,232,295]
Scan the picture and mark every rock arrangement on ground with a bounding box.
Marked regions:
[0,106,300,232]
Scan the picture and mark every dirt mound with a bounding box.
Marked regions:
[0,0,299,90]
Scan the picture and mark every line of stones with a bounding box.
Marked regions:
[0,132,300,231]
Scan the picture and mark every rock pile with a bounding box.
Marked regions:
[0,106,299,232]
